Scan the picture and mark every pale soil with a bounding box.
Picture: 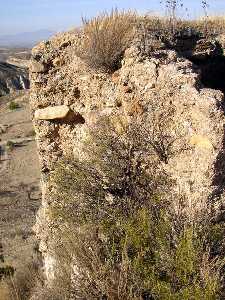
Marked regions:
[0,48,31,63]
[0,91,41,270]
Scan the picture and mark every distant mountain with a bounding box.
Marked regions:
[0,30,55,48]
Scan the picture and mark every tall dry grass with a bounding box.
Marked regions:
[139,14,225,39]
[193,16,225,37]
[76,9,137,72]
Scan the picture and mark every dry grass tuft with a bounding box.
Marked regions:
[134,14,225,57]
[76,9,137,73]
[0,260,43,300]
[141,14,225,38]
[194,16,225,37]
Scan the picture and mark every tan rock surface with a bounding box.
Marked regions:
[29,60,47,73]
[34,105,70,120]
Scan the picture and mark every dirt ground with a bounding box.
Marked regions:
[0,91,41,271]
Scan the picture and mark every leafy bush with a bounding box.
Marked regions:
[76,9,136,72]
[49,117,224,299]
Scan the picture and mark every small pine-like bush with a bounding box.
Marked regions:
[76,9,136,73]
[8,101,20,111]
[6,141,15,151]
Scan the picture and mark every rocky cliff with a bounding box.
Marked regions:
[0,62,29,96]
[30,30,225,287]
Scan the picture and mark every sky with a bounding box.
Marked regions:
[1,0,225,36]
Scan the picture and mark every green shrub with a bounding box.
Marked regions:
[50,117,224,299]
[6,141,15,151]
[8,101,20,111]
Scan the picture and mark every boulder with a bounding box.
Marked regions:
[34,105,70,120]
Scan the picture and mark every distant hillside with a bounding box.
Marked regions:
[0,48,31,64]
[0,30,55,48]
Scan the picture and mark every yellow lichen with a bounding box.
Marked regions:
[190,135,213,150]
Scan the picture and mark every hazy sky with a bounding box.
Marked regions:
[1,0,225,35]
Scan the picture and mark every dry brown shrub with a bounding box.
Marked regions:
[31,285,67,300]
[0,260,43,300]
[193,16,225,37]
[76,9,137,72]
[136,13,225,56]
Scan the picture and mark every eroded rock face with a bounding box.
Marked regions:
[30,32,225,283]
[29,60,48,73]
[0,62,29,96]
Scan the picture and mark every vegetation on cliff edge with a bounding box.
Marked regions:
[47,117,225,300]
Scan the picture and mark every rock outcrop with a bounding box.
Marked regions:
[30,32,225,283]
